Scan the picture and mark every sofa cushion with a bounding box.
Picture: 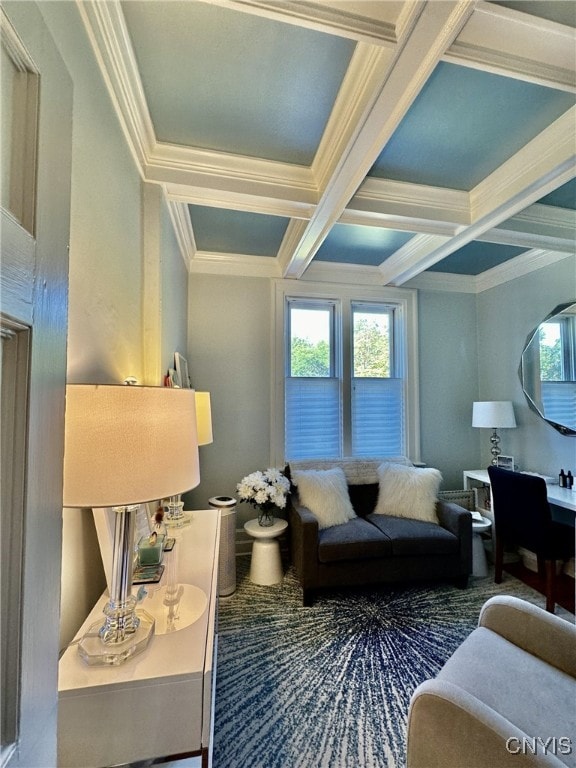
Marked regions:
[318,517,393,563]
[438,626,576,767]
[374,463,442,524]
[366,513,459,556]
[291,467,356,530]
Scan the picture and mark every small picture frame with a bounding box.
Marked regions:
[496,455,514,471]
[174,353,190,389]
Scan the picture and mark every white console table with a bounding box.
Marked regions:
[58,509,220,768]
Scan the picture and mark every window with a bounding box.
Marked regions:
[273,281,420,465]
[351,303,403,457]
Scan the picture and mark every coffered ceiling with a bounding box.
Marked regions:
[78,0,576,291]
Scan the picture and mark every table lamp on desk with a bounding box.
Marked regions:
[472,401,516,466]
[63,383,200,666]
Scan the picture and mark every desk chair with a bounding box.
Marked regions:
[487,466,575,613]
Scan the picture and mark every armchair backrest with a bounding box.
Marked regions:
[487,466,553,555]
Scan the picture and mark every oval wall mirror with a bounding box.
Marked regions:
[520,301,576,435]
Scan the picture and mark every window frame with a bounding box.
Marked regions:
[271,279,420,466]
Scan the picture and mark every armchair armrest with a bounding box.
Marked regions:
[288,499,319,588]
[479,596,576,678]
[407,679,565,768]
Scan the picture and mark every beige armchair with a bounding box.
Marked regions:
[407,595,576,768]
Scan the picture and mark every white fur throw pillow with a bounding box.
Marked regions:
[292,467,356,530]
[374,463,442,524]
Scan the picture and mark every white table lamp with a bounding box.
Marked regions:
[63,384,200,665]
[472,400,516,465]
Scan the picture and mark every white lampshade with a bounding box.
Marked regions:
[195,391,213,446]
[63,384,200,508]
[472,401,517,429]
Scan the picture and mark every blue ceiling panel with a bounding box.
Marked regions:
[427,241,526,275]
[315,224,414,266]
[538,179,576,210]
[189,205,289,257]
[369,62,575,190]
[122,2,355,165]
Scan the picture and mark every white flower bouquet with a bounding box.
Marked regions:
[237,468,291,525]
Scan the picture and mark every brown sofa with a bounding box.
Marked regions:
[287,459,473,606]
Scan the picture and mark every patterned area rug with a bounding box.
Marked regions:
[213,557,573,768]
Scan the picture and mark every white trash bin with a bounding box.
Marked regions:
[209,496,237,596]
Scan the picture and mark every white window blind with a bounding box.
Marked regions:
[285,377,340,459]
[351,377,404,456]
[541,381,576,431]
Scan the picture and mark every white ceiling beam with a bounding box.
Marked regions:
[281,0,477,279]
[379,108,576,285]
[480,203,576,253]
[445,1,576,92]
[346,178,470,228]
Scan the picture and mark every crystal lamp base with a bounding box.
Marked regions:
[77,609,155,666]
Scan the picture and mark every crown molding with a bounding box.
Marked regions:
[300,260,384,286]
[403,271,477,293]
[188,250,281,278]
[446,1,576,92]
[166,200,197,270]
[195,0,399,46]
[77,0,155,174]
[474,249,574,293]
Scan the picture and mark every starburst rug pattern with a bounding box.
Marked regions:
[213,557,573,768]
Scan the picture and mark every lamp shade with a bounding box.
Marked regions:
[63,384,200,508]
[472,401,517,429]
[195,391,213,446]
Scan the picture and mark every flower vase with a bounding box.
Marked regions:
[258,507,275,527]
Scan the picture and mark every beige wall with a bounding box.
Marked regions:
[37,2,188,650]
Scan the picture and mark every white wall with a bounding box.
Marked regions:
[186,274,272,524]
[476,255,576,479]
[418,290,480,487]
[37,2,189,650]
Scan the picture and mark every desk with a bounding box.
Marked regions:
[58,509,220,768]
[463,469,576,513]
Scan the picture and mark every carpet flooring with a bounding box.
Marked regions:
[213,557,574,768]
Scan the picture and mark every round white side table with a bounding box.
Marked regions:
[244,518,288,585]
[472,515,492,578]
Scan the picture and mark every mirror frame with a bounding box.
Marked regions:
[519,300,576,436]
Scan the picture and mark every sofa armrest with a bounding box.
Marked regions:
[288,499,319,587]
[436,501,472,575]
[436,500,471,536]
[479,595,576,678]
[407,679,566,768]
